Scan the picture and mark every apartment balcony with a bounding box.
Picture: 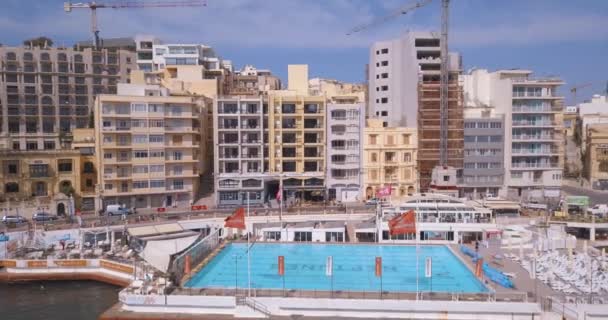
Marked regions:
[218,123,239,130]
[512,148,560,156]
[512,135,558,141]
[219,139,239,145]
[241,124,260,130]
[103,142,132,149]
[512,105,562,113]
[511,162,560,170]
[164,111,197,118]
[218,106,239,114]
[164,126,193,133]
[512,121,559,127]
[103,173,132,180]
[164,141,197,148]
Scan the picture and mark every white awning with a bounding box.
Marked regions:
[141,235,200,272]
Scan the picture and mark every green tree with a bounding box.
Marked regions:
[23,36,54,48]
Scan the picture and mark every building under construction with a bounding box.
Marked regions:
[417,65,464,191]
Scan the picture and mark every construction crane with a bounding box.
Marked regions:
[346,0,432,36]
[347,0,451,166]
[570,83,592,105]
[64,1,207,50]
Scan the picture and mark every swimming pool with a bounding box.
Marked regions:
[185,243,487,293]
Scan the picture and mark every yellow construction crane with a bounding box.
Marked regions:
[570,83,592,105]
[64,1,207,50]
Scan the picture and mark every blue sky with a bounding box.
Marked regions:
[1,0,607,103]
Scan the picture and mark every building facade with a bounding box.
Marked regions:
[0,45,135,151]
[1,148,82,215]
[363,119,417,200]
[368,31,461,128]
[462,112,505,199]
[326,98,365,202]
[462,69,564,202]
[268,94,327,203]
[214,96,268,206]
[95,84,208,210]
[585,124,608,190]
[225,65,281,96]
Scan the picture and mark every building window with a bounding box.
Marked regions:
[26,141,38,150]
[381,111,388,116]
[381,85,388,91]
[464,122,475,129]
[58,161,73,173]
[104,183,113,190]
[5,183,19,193]
[599,161,608,173]
[220,191,239,201]
[369,135,377,145]
[381,97,388,103]
[12,142,20,150]
[325,232,344,242]
[404,153,411,162]
[86,179,93,188]
[381,48,389,54]
[371,153,378,162]
[133,181,149,189]
[477,122,489,129]
[134,150,148,158]
[294,231,312,242]
[150,180,165,188]
[8,163,18,174]
[511,172,523,179]
[44,141,56,150]
[381,73,388,79]
[490,122,502,129]
[381,61,388,66]
[264,231,281,241]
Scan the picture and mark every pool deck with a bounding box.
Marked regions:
[450,243,558,299]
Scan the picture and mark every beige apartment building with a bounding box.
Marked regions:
[268,94,327,202]
[585,124,608,190]
[363,119,417,199]
[94,83,209,210]
[0,45,135,151]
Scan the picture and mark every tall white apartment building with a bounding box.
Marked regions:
[368,31,461,127]
[326,97,365,202]
[95,83,208,210]
[463,69,564,202]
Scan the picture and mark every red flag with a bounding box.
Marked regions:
[388,210,416,236]
[276,183,282,202]
[375,184,392,198]
[224,207,246,229]
[278,256,285,276]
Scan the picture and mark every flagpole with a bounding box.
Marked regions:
[416,212,419,300]
[279,175,283,221]
[247,192,251,298]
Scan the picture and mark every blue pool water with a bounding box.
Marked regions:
[185,243,487,293]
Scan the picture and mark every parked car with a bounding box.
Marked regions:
[104,205,133,216]
[2,215,27,224]
[32,212,59,222]
[365,198,391,207]
[587,204,608,217]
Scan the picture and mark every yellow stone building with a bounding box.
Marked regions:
[0,148,82,215]
[586,124,608,190]
[363,119,418,199]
